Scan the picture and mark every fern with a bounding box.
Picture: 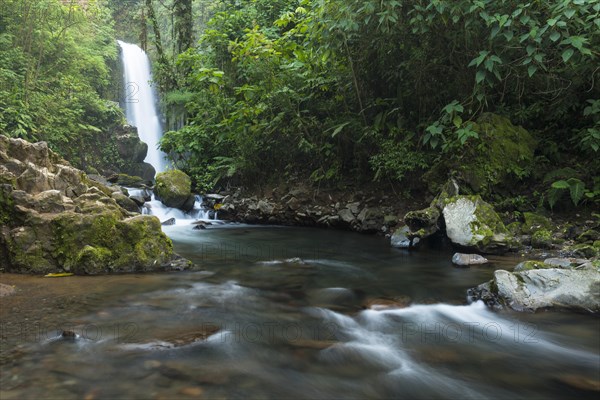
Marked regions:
[567,178,585,206]
[546,178,586,209]
[543,168,579,184]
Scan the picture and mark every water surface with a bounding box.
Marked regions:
[1,225,598,399]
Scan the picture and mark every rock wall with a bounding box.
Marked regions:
[207,187,402,234]
[0,135,186,274]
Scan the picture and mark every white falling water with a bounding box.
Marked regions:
[118,40,167,173]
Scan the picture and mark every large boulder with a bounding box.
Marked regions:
[442,195,511,254]
[0,135,184,274]
[423,113,537,195]
[469,265,600,312]
[154,170,195,211]
[114,125,148,164]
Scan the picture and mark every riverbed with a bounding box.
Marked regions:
[1,224,598,399]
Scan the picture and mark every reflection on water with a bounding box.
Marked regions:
[1,225,599,399]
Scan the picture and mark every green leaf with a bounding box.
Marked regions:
[567,178,585,206]
[453,115,462,128]
[528,65,537,77]
[564,9,576,19]
[562,48,574,63]
[547,187,562,209]
[330,121,351,138]
[550,31,560,42]
[476,70,486,84]
[551,180,570,189]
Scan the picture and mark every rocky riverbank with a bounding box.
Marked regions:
[0,135,190,275]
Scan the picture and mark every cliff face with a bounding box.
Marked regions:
[0,135,184,274]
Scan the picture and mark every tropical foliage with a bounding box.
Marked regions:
[152,0,598,200]
[0,0,124,169]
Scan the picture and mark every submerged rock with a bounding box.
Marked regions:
[0,135,184,274]
[451,253,488,266]
[390,225,419,249]
[443,195,511,254]
[0,283,15,297]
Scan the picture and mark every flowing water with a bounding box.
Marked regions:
[118,41,168,173]
[1,224,599,399]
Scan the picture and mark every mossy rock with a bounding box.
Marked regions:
[108,173,148,188]
[423,114,537,195]
[578,229,600,243]
[442,195,512,254]
[155,170,194,211]
[570,243,600,259]
[522,212,553,235]
[514,260,554,272]
[506,222,522,236]
[531,229,553,249]
[404,206,440,239]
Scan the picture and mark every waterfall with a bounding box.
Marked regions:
[117,40,167,174]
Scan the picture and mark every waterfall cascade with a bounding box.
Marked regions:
[118,41,217,224]
[118,40,168,173]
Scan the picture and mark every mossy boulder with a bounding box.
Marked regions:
[521,212,553,235]
[155,170,195,211]
[514,260,554,272]
[404,206,440,239]
[442,195,512,254]
[0,135,186,274]
[423,114,537,195]
[569,243,600,259]
[531,229,553,249]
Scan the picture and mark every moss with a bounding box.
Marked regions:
[570,243,599,259]
[73,245,113,274]
[578,229,600,243]
[531,229,553,249]
[155,169,192,209]
[506,222,522,235]
[469,195,509,245]
[522,212,552,235]
[514,260,554,272]
[0,184,15,227]
[425,114,537,195]
[80,174,114,197]
[113,173,147,187]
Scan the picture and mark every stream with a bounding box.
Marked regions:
[1,223,599,399]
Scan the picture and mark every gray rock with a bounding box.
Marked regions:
[404,206,440,239]
[286,197,302,211]
[347,202,361,215]
[390,226,417,249]
[356,207,384,232]
[452,253,489,266]
[544,257,589,268]
[130,195,145,206]
[205,194,225,201]
[472,268,600,312]
[112,192,140,213]
[442,195,510,254]
[257,200,274,215]
[161,218,176,226]
[338,208,355,224]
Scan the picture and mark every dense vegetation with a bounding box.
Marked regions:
[0,0,124,170]
[139,0,598,210]
[1,0,598,212]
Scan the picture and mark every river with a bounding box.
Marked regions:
[1,224,598,399]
